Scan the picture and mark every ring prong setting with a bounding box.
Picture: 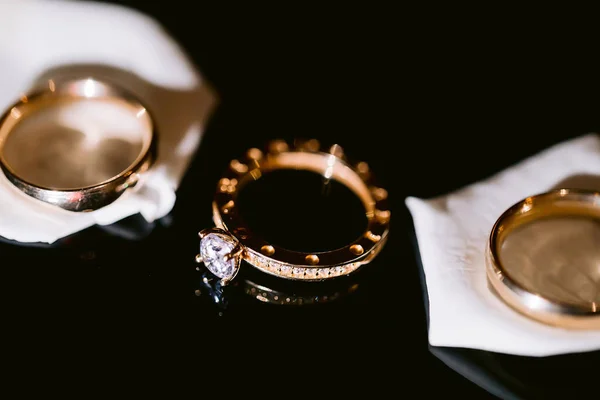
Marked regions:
[224,244,244,262]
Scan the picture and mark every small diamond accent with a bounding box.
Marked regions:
[318,268,330,278]
[200,233,238,279]
[244,251,362,280]
[305,269,317,279]
[270,262,282,272]
[280,266,292,276]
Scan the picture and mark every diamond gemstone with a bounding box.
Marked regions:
[305,269,317,279]
[280,266,292,275]
[200,233,238,279]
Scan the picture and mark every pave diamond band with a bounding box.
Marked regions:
[242,237,387,281]
[196,139,391,285]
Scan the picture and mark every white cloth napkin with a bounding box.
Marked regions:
[406,133,600,357]
[0,0,217,243]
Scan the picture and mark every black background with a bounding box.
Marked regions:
[3,1,600,397]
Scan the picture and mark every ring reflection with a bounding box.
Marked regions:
[195,268,362,311]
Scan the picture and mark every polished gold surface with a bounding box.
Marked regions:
[350,244,365,255]
[2,98,148,189]
[260,245,275,256]
[501,217,600,306]
[0,78,156,211]
[197,139,391,283]
[487,189,600,329]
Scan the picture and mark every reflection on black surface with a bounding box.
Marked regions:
[197,270,229,311]
[243,277,359,306]
[195,263,362,314]
[429,345,600,400]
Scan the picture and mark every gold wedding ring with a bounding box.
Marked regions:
[0,77,156,211]
[196,139,391,285]
[487,189,600,329]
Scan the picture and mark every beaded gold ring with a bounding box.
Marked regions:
[196,139,390,285]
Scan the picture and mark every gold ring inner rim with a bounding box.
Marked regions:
[488,189,600,327]
[235,151,375,215]
[0,78,154,192]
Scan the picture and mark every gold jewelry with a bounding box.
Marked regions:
[196,139,390,285]
[487,188,600,329]
[0,77,156,211]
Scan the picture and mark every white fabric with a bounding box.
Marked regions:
[406,133,600,357]
[0,0,217,243]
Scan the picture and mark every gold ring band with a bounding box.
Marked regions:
[196,139,391,285]
[0,77,157,212]
[487,188,600,329]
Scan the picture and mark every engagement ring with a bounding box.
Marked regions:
[196,139,390,285]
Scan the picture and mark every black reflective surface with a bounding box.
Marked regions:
[237,169,368,252]
[3,1,600,397]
